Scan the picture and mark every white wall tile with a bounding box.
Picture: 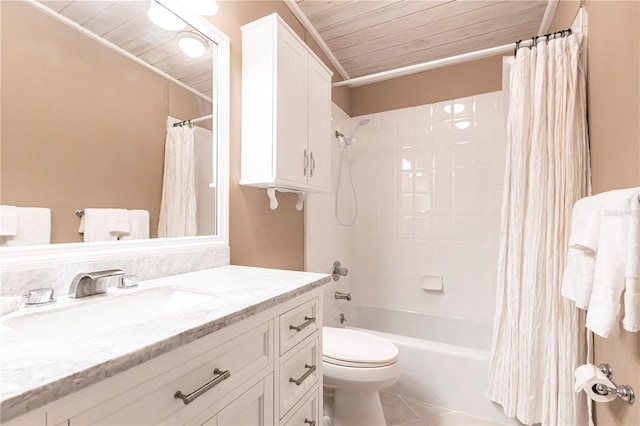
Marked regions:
[308,94,504,325]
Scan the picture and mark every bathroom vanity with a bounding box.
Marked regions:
[1,266,330,425]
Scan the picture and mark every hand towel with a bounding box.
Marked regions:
[561,194,607,308]
[623,190,640,332]
[1,207,51,246]
[79,208,118,242]
[0,205,18,236]
[568,193,608,252]
[561,247,597,309]
[586,188,639,337]
[119,210,150,240]
[108,209,130,235]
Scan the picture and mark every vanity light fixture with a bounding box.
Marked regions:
[180,0,219,16]
[177,32,208,58]
[148,0,187,32]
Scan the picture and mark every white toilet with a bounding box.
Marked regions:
[322,327,400,426]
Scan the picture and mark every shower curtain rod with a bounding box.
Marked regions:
[173,114,213,127]
[333,28,574,88]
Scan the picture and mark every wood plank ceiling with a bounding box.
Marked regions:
[36,0,215,99]
[294,0,550,79]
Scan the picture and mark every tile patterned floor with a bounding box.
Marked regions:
[380,392,502,426]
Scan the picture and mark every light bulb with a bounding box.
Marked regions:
[177,32,208,58]
[148,1,187,31]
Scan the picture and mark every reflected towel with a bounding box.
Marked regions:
[79,208,118,242]
[119,210,149,240]
[1,207,51,246]
[109,209,130,235]
[0,205,18,236]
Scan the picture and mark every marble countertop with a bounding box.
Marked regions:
[0,265,331,422]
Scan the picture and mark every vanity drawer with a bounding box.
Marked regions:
[279,335,319,418]
[279,298,318,355]
[65,321,273,425]
[282,387,319,426]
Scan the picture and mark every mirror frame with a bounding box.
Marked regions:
[1,0,230,271]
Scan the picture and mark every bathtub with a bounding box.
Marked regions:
[343,305,518,425]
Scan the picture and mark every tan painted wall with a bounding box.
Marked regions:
[349,55,503,116]
[0,1,211,243]
[550,1,640,425]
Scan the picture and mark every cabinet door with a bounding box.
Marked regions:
[275,23,309,186]
[211,374,274,426]
[307,57,332,191]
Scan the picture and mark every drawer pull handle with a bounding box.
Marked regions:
[289,316,316,332]
[304,419,316,426]
[174,368,231,405]
[289,364,316,386]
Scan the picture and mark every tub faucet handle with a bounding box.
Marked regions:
[332,261,348,281]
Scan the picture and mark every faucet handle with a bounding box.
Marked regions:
[332,261,349,281]
[22,288,56,307]
[117,274,139,289]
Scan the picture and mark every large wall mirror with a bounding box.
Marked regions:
[0,0,229,267]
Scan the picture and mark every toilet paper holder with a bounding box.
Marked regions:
[594,364,635,404]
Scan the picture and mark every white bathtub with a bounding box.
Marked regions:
[343,305,518,425]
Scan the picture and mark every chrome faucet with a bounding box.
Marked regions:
[69,269,125,298]
[334,291,351,301]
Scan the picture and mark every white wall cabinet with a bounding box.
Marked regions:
[241,13,333,199]
[9,291,322,426]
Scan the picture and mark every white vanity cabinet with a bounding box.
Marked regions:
[7,290,322,426]
[240,13,333,194]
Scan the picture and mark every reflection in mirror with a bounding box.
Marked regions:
[0,0,220,245]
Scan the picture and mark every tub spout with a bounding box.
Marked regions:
[335,291,351,301]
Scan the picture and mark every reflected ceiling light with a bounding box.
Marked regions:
[454,121,471,129]
[444,103,466,114]
[177,32,208,58]
[148,0,187,31]
[180,0,219,16]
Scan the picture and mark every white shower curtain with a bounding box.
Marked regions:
[488,34,590,425]
[158,124,197,238]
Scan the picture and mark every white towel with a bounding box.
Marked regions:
[561,194,607,308]
[79,208,118,242]
[623,192,640,332]
[119,210,150,240]
[568,193,608,252]
[562,247,597,309]
[0,205,18,236]
[109,209,130,235]
[1,207,51,246]
[586,188,640,338]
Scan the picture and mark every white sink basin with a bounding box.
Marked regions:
[3,287,218,343]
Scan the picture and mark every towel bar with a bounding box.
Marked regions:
[76,209,84,217]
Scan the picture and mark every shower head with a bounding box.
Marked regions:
[348,117,370,142]
[335,117,370,147]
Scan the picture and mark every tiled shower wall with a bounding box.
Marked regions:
[308,92,506,324]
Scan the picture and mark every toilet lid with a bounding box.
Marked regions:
[323,327,398,368]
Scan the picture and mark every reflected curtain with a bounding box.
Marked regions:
[488,33,590,425]
[158,124,197,238]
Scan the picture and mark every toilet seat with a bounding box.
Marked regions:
[323,327,398,368]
